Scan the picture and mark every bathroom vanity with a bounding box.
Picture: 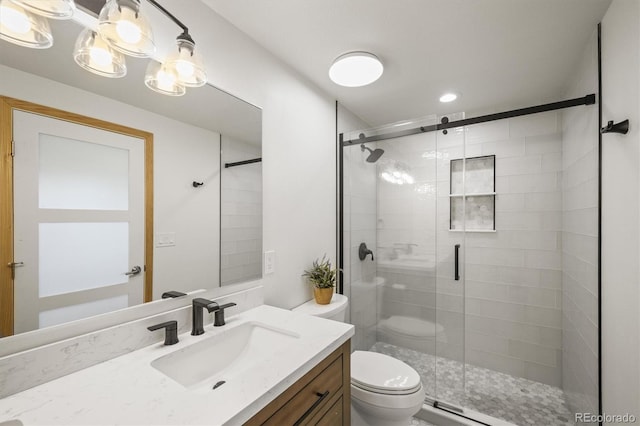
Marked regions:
[0,304,353,425]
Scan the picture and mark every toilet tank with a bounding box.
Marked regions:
[292,293,348,322]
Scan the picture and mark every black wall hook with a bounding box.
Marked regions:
[192,181,204,188]
[601,119,629,135]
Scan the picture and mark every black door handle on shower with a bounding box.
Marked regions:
[454,244,460,281]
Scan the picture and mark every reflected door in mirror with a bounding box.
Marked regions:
[12,111,145,334]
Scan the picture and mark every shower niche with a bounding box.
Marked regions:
[449,155,495,231]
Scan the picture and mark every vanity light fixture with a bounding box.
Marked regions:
[439,92,458,103]
[329,51,383,87]
[0,0,54,48]
[97,0,155,58]
[74,28,127,78]
[0,0,207,96]
[9,0,76,20]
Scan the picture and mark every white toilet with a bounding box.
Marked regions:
[293,294,425,426]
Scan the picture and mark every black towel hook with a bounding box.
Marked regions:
[601,119,629,135]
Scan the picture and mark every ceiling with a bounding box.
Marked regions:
[203,0,611,127]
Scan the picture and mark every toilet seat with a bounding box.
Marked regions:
[351,351,422,395]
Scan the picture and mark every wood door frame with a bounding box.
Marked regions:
[0,96,154,337]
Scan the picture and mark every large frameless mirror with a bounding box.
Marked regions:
[0,4,262,341]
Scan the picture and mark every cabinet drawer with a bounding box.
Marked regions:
[263,355,343,426]
[312,395,343,426]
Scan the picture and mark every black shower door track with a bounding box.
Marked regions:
[341,93,595,146]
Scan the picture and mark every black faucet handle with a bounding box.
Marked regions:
[147,320,179,345]
[213,303,237,327]
[162,291,187,299]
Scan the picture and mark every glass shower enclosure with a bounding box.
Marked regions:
[340,101,599,425]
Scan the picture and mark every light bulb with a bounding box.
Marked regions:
[89,45,112,67]
[1,3,31,34]
[175,60,194,78]
[115,16,141,44]
[156,69,177,91]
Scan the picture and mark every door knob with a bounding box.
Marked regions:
[125,266,142,276]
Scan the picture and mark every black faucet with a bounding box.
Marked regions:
[147,320,179,345]
[191,298,220,335]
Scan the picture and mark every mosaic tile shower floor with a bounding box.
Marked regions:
[370,342,574,426]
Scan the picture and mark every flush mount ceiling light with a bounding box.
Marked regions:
[74,28,127,78]
[439,92,458,103]
[10,0,75,19]
[0,0,53,48]
[329,51,383,87]
[97,0,155,58]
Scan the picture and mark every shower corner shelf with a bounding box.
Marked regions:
[449,229,497,233]
[449,192,496,197]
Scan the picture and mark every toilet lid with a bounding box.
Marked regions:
[351,351,421,394]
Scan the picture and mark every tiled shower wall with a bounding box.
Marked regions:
[220,136,262,285]
[462,112,564,387]
[343,146,378,351]
[561,29,599,422]
[339,105,377,351]
[375,111,565,387]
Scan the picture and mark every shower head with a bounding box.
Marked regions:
[360,144,384,163]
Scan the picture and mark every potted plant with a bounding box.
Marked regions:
[302,255,337,305]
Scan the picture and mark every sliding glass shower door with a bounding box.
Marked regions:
[433,116,467,408]
[342,99,598,425]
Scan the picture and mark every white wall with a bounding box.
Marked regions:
[601,0,640,422]
[0,65,220,301]
[177,1,337,308]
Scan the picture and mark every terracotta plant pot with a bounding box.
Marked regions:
[314,287,334,305]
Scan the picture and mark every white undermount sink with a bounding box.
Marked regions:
[150,321,299,389]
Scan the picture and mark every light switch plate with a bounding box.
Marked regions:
[264,250,275,274]
[155,232,176,248]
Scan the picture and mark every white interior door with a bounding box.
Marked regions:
[12,110,145,334]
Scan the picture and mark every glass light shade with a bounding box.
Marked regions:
[144,60,186,96]
[164,39,207,87]
[74,28,126,78]
[97,0,155,58]
[10,0,75,19]
[329,51,383,87]
[0,0,53,48]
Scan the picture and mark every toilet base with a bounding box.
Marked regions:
[350,386,424,426]
[351,404,411,426]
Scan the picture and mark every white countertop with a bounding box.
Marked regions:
[0,305,354,426]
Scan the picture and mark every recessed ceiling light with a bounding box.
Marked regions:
[329,51,383,87]
[439,92,458,103]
